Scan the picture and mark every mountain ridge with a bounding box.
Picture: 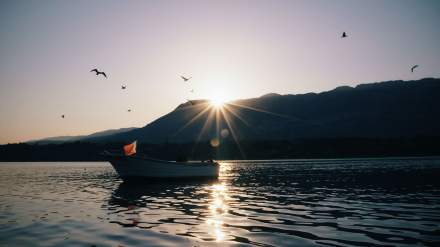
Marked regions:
[85,77,440,144]
[27,127,137,145]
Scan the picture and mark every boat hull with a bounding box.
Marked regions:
[106,155,220,180]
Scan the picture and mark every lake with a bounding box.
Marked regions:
[0,158,439,246]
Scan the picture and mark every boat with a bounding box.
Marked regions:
[104,152,220,180]
[102,141,219,180]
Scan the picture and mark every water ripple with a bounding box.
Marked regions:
[1,158,440,246]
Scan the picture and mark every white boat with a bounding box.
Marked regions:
[104,152,220,180]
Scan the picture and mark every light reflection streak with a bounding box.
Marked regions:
[206,182,229,241]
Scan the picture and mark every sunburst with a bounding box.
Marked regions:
[172,94,311,159]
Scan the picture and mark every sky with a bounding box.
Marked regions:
[0,0,439,144]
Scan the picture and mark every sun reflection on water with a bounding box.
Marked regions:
[207,182,229,241]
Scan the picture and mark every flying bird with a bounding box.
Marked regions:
[61,115,65,118]
[411,65,419,73]
[341,32,347,38]
[90,69,107,78]
[181,76,192,82]
[122,85,126,89]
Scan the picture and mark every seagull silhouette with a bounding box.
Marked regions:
[411,65,419,73]
[121,85,126,89]
[181,76,192,82]
[90,69,107,78]
[341,32,347,38]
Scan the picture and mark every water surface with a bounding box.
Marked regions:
[1,158,439,246]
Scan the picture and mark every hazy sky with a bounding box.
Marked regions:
[1,0,439,144]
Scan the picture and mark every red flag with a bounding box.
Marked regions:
[123,141,137,156]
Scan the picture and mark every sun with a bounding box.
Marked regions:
[211,98,226,108]
[206,85,233,108]
[208,91,230,108]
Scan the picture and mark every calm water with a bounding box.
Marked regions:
[0,158,440,247]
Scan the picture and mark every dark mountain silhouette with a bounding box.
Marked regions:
[3,78,440,161]
[27,127,137,145]
[86,78,440,144]
[259,93,282,98]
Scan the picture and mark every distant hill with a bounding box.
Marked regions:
[86,78,440,144]
[27,127,137,145]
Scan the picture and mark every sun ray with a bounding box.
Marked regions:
[228,102,319,125]
[220,107,247,159]
[196,108,216,143]
[228,102,296,120]
[190,108,217,157]
[170,95,316,160]
[172,104,213,137]
[222,104,250,127]
[215,107,221,136]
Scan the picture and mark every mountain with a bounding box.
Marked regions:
[87,78,440,144]
[28,127,137,145]
[4,78,440,161]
